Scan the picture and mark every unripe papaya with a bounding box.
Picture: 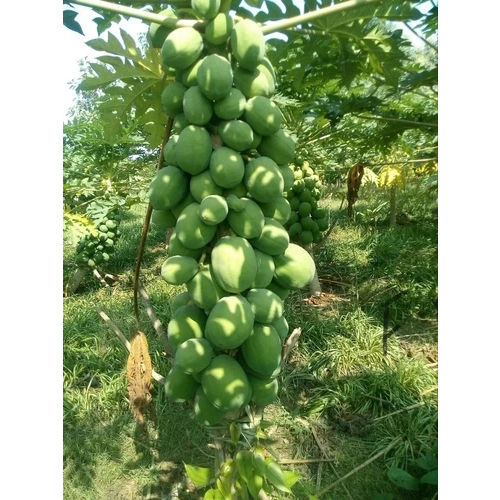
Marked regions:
[234,67,274,98]
[250,249,275,288]
[163,134,179,166]
[261,197,291,225]
[175,338,214,374]
[191,0,220,20]
[167,304,207,350]
[186,265,226,311]
[272,315,289,342]
[161,255,199,285]
[199,195,228,225]
[218,120,254,151]
[176,203,217,249]
[205,12,234,45]
[244,157,284,203]
[230,20,265,70]
[202,355,251,411]
[241,324,282,378]
[148,166,189,211]
[164,366,199,402]
[227,197,265,239]
[205,295,254,349]
[161,82,186,117]
[179,58,203,87]
[273,243,316,289]
[211,236,257,293]
[251,218,289,256]
[147,9,176,49]
[249,376,279,406]
[175,125,213,175]
[244,96,282,136]
[152,209,176,230]
[209,147,245,188]
[162,27,203,70]
[214,88,246,120]
[194,387,226,425]
[183,86,213,125]
[197,54,233,100]
[258,129,296,165]
[246,288,284,324]
[190,170,223,202]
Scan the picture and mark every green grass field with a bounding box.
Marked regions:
[63,190,437,499]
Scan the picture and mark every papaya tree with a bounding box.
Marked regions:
[64,0,432,495]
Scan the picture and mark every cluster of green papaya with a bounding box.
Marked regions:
[76,208,121,268]
[147,3,316,426]
[284,160,328,244]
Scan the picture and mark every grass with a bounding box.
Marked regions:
[63,189,438,499]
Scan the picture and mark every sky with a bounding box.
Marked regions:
[62,1,433,118]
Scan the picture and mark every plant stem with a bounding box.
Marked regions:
[72,0,382,36]
[404,21,438,52]
[260,0,381,34]
[71,0,201,28]
[351,113,438,128]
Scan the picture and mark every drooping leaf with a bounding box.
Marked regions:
[264,459,291,494]
[282,469,300,489]
[387,467,420,491]
[184,464,214,487]
[415,453,438,472]
[204,488,224,500]
[420,468,438,486]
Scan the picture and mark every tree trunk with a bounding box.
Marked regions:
[389,186,397,228]
[65,267,88,296]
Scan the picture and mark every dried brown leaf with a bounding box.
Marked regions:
[126,330,153,424]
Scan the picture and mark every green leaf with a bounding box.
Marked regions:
[246,473,264,500]
[204,488,224,500]
[264,459,291,494]
[216,477,233,500]
[184,463,214,487]
[308,496,320,500]
[387,467,420,491]
[415,453,438,472]
[420,469,438,486]
[230,423,240,443]
[372,494,394,500]
[63,9,84,35]
[252,451,267,477]
[236,450,254,484]
[282,470,300,489]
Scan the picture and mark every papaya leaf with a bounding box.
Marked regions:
[372,494,394,500]
[252,451,267,477]
[216,476,233,500]
[387,467,420,491]
[235,450,255,484]
[184,463,214,487]
[204,488,224,500]
[415,453,438,472]
[282,470,300,489]
[264,459,291,494]
[246,473,264,500]
[63,9,84,35]
[420,469,438,486]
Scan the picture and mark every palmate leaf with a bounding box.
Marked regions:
[312,0,421,31]
[78,29,167,147]
[63,9,84,35]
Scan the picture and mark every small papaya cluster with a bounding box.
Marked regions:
[75,208,121,268]
[284,160,328,245]
[146,5,316,426]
